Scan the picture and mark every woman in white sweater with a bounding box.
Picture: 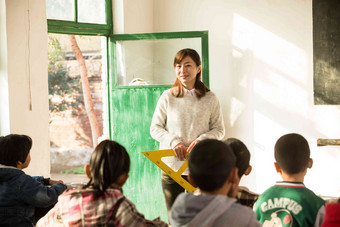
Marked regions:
[150,48,225,212]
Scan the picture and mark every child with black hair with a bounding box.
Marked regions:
[37,139,168,226]
[0,134,67,226]
[254,133,325,227]
[169,139,260,227]
[225,138,259,208]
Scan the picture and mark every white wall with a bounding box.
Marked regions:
[0,0,10,135]
[113,0,154,34]
[1,0,50,176]
[119,0,340,197]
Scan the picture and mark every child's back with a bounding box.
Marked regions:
[171,193,260,227]
[254,133,325,227]
[170,139,260,227]
[37,140,168,226]
[39,187,166,226]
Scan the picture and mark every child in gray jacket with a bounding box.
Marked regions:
[169,139,260,227]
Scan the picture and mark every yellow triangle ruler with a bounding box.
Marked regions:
[141,149,198,193]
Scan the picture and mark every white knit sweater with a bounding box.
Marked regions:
[150,89,225,173]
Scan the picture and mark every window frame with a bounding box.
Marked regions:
[47,0,113,36]
[46,0,112,139]
[109,31,210,89]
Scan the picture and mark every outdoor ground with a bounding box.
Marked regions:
[51,173,88,186]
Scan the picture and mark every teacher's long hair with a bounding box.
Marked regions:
[171,48,210,99]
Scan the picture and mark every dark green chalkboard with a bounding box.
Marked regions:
[313,0,340,104]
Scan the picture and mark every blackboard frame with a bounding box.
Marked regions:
[313,0,340,104]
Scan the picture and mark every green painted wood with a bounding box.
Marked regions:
[201,32,210,87]
[48,20,111,36]
[110,87,169,222]
[47,0,113,36]
[112,31,208,41]
[105,0,113,29]
[74,0,78,22]
[48,25,110,36]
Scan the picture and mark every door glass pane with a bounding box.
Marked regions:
[115,38,201,86]
[46,0,75,21]
[78,0,106,24]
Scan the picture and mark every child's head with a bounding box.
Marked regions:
[84,140,130,192]
[188,139,236,192]
[0,134,32,168]
[224,138,252,178]
[274,133,311,175]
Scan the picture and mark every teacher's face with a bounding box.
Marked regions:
[175,56,201,89]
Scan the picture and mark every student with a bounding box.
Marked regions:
[254,133,325,227]
[150,48,225,212]
[37,139,168,226]
[169,139,260,227]
[0,134,67,226]
[321,198,340,227]
[225,138,259,208]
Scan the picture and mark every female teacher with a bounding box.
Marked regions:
[150,48,225,212]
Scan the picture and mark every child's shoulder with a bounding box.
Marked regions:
[0,166,27,182]
[61,187,125,200]
[256,182,325,206]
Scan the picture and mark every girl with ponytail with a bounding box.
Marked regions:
[38,140,168,226]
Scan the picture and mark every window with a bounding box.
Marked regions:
[110,31,210,87]
[46,0,111,174]
[46,0,112,35]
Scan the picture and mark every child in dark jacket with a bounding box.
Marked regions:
[0,134,67,226]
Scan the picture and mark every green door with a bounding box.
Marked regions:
[108,31,209,222]
[110,86,169,221]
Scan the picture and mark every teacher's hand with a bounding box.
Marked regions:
[173,142,187,161]
[187,139,200,153]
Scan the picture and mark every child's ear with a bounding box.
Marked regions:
[308,158,313,169]
[188,173,197,188]
[274,162,282,173]
[244,165,252,176]
[229,168,239,184]
[16,161,22,169]
[84,165,91,179]
[116,174,129,187]
[227,168,240,198]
